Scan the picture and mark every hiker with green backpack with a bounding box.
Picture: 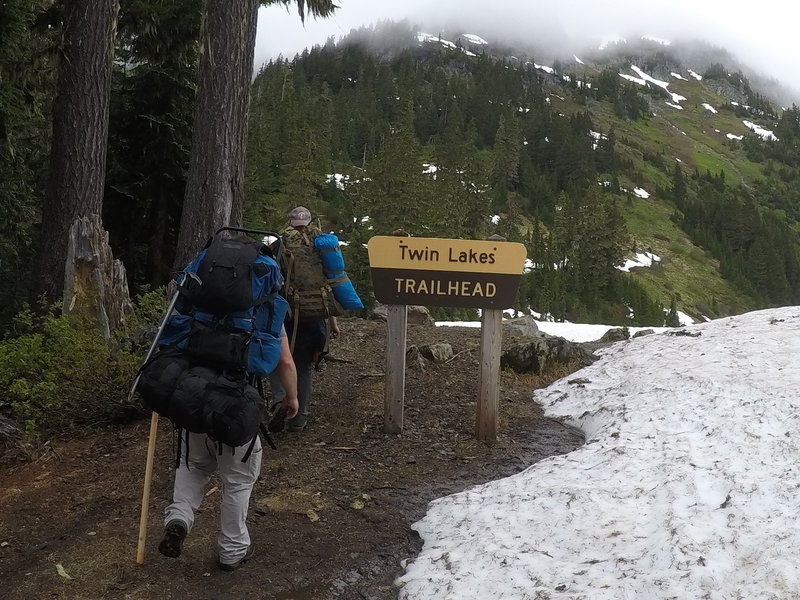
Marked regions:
[269,206,363,432]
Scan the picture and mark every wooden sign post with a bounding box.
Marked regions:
[477,307,502,440]
[368,235,527,440]
[384,304,407,434]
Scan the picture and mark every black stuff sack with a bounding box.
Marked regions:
[137,353,265,449]
[137,350,191,417]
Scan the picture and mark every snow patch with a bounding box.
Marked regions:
[400,308,800,600]
[326,173,349,190]
[642,34,671,45]
[688,69,703,80]
[622,65,686,104]
[422,163,438,175]
[461,33,488,45]
[743,120,778,141]
[618,251,660,272]
[619,72,647,86]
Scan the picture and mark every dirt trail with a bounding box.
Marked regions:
[0,319,585,599]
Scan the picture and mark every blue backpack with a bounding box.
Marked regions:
[136,231,287,455]
[159,234,288,376]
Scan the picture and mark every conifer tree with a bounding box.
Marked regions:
[175,0,336,268]
[0,0,53,320]
[666,296,680,327]
[671,163,688,207]
[32,0,120,302]
[361,102,436,235]
[434,101,488,237]
[174,0,260,268]
[491,111,522,209]
[104,0,203,289]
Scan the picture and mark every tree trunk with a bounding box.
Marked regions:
[31,0,119,303]
[173,0,259,269]
[63,214,133,340]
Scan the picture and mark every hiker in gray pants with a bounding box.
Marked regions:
[158,333,298,571]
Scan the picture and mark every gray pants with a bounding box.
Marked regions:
[164,431,262,565]
[270,360,314,417]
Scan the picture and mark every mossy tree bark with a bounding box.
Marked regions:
[173,0,260,270]
[32,0,120,303]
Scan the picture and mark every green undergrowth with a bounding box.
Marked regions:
[0,290,166,439]
[621,196,754,319]
[585,83,769,320]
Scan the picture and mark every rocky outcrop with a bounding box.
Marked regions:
[502,315,540,338]
[501,334,593,375]
[370,304,435,326]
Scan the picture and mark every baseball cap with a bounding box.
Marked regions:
[288,206,312,227]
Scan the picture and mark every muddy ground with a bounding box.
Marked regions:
[0,318,589,600]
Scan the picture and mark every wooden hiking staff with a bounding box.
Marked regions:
[129,288,180,566]
[136,412,159,565]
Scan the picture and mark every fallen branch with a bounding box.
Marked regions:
[445,349,472,363]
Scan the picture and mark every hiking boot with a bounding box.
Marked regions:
[267,403,288,433]
[218,544,255,572]
[287,414,308,432]
[158,520,187,558]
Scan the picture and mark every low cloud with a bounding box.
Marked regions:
[256,0,800,100]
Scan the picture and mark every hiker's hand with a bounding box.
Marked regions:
[284,396,299,420]
[329,318,340,339]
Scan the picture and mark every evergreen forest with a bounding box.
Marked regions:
[0,0,800,434]
[242,24,800,325]
[4,3,800,436]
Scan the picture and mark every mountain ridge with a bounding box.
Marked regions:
[245,20,800,326]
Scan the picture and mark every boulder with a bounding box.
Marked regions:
[418,342,454,363]
[0,414,21,449]
[408,305,435,326]
[406,345,428,371]
[503,315,540,338]
[632,329,655,339]
[501,334,593,375]
[370,304,435,326]
[599,327,630,343]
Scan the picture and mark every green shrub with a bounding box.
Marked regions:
[0,291,167,436]
[126,286,169,332]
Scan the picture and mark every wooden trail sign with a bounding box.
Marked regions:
[368,236,527,308]
[368,235,527,440]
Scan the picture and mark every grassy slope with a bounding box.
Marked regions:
[551,67,768,319]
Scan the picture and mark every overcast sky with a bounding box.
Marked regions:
[256,0,800,96]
